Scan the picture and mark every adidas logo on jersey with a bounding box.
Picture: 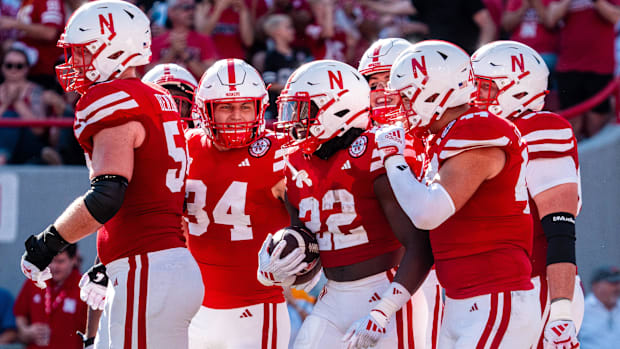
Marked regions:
[341,160,351,170]
[238,158,250,167]
[392,288,403,296]
[368,293,381,303]
[469,303,479,312]
[240,309,253,318]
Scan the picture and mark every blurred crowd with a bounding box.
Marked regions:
[1,0,619,165]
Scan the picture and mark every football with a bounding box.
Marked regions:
[269,226,320,276]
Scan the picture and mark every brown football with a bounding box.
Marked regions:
[268,226,320,276]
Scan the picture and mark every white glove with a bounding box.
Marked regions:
[343,310,388,349]
[21,257,52,289]
[257,234,308,287]
[293,268,323,293]
[544,298,580,349]
[375,123,406,162]
[544,320,579,349]
[79,263,109,310]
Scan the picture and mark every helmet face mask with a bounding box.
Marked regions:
[56,42,100,94]
[276,60,371,155]
[194,59,269,149]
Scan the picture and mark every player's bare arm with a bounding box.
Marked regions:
[434,146,506,211]
[374,174,433,292]
[54,121,145,243]
[534,182,579,301]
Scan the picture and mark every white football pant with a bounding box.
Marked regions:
[439,288,539,349]
[189,302,290,349]
[294,269,427,349]
[94,247,203,349]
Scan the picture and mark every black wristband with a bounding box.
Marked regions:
[24,225,70,270]
[77,331,95,347]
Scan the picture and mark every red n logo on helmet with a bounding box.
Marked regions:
[511,54,525,73]
[411,56,427,79]
[328,70,343,90]
[98,13,116,40]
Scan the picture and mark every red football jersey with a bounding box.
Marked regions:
[285,129,403,269]
[426,107,533,299]
[74,79,187,265]
[511,111,580,278]
[185,130,289,309]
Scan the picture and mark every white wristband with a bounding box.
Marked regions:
[370,282,412,328]
[549,298,572,322]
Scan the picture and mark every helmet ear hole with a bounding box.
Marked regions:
[334,109,350,118]
[513,92,528,100]
[107,51,124,60]
[425,93,439,103]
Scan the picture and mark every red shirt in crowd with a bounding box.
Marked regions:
[151,31,218,79]
[208,0,268,59]
[14,269,86,349]
[507,0,558,54]
[552,0,620,74]
[16,0,65,77]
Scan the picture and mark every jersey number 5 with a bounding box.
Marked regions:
[163,121,187,193]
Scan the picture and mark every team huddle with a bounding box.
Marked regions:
[18,1,583,348]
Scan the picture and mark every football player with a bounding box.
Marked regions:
[261,59,432,349]
[19,1,204,348]
[471,40,583,349]
[359,37,442,349]
[142,63,199,128]
[184,58,305,348]
[374,40,539,348]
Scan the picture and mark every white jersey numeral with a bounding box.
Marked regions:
[163,121,187,193]
[515,148,530,214]
[185,181,253,241]
[213,181,252,241]
[186,179,210,236]
[299,188,369,251]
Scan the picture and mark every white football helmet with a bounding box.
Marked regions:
[471,40,549,118]
[389,40,475,131]
[142,63,198,127]
[56,0,151,93]
[277,60,370,155]
[358,38,412,123]
[194,58,269,148]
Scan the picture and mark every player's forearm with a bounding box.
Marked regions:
[85,307,103,339]
[53,196,102,243]
[547,262,577,301]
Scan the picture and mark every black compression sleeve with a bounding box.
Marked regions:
[83,175,129,224]
[541,212,577,265]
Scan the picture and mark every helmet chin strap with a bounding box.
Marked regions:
[313,127,365,160]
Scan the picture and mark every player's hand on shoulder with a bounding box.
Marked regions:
[257,233,307,287]
[375,122,406,162]
[79,263,109,310]
[343,310,388,349]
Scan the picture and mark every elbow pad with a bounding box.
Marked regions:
[541,212,576,265]
[385,155,456,230]
[84,175,129,224]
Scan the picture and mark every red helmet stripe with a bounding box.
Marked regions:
[227,59,237,91]
[372,45,382,63]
